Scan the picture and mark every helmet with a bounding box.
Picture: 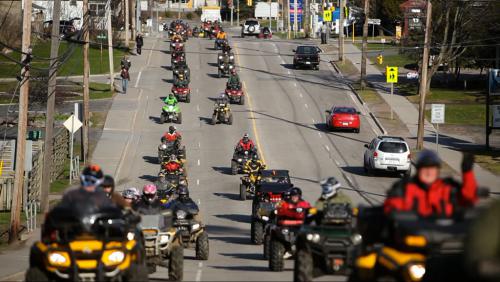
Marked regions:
[290,187,302,197]
[320,177,341,199]
[231,69,237,75]
[80,165,104,188]
[122,187,139,200]
[168,93,175,98]
[142,184,157,203]
[416,150,441,169]
[101,175,115,197]
[242,133,249,143]
[169,125,176,133]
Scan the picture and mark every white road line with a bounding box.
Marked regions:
[134,71,142,88]
[334,159,341,166]
[345,176,355,186]
[294,82,297,87]
[299,93,303,98]
[325,145,330,152]
[197,104,200,112]
[198,141,201,148]
[196,179,200,186]
[304,103,308,109]
[197,159,200,166]
[196,88,200,93]
[312,118,315,123]
[288,70,291,74]
[318,132,322,138]
[195,262,203,282]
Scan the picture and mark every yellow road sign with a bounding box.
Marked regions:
[323,10,332,22]
[386,66,398,83]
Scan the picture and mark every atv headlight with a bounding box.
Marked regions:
[161,144,167,149]
[229,65,234,69]
[102,250,125,266]
[306,233,320,243]
[408,264,426,281]
[159,235,170,244]
[127,232,135,241]
[218,56,223,59]
[176,210,187,219]
[261,216,269,221]
[351,234,362,245]
[237,158,242,162]
[179,43,183,47]
[48,251,70,267]
[192,223,201,231]
[229,55,234,60]
[281,228,289,235]
[220,65,224,69]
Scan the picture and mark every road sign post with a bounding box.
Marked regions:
[63,112,83,183]
[386,66,398,120]
[431,104,445,153]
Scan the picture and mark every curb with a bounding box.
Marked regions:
[330,61,388,135]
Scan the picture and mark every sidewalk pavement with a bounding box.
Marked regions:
[338,42,499,190]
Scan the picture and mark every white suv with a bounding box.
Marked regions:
[241,19,260,37]
[363,136,411,175]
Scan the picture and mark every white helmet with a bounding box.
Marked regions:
[320,177,341,199]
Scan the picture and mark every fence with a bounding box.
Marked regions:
[0,127,70,211]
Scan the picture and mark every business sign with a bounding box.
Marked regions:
[289,0,303,23]
[386,67,398,83]
[431,104,445,124]
[255,2,279,18]
[489,69,500,95]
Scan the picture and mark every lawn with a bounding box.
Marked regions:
[406,88,484,104]
[0,40,128,78]
[425,104,485,125]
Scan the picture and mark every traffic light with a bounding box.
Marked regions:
[247,0,252,6]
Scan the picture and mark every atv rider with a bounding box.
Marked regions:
[162,125,182,143]
[235,133,257,156]
[244,154,266,176]
[222,41,232,54]
[315,177,352,211]
[171,33,183,43]
[213,94,229,116]
[164,93,178,107]
[227,69,241,90]
[276,187,311,221]
[133,184,165,215]
[165,186,202,221]
[384,150,477,218]
[216,28,227,40]
[173,61,190,83]
[173,73,189,88]
[122,187,140,206]
[61,165,111,208]
[101,175,130,209]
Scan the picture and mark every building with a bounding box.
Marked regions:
[399,0,426,38]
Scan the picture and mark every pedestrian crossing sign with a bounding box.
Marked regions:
[323,10,332,22]
[386,66,398,83]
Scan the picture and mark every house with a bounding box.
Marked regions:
[399,0,426,38]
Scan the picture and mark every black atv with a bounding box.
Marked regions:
[172,201,209,260]
[217,52,235,78]
[266,213,305,272]
[294,203,360,282]
[231,149,257,175]
[27,200,147,281]
[158,140,186,163]
[140,212,184,280]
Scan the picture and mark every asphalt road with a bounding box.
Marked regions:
[109,29,399,281]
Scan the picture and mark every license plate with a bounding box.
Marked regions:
[342,122,349,126]
[385,160,399,165]
[305,61,311,64]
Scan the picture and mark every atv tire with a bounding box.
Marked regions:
[228,114,233,125]
[169,244,184,281]
[147,263,156,274]
[186,93,191,103]
[126,263,149,282]
[218,69,222,78]
[160,114,166,124]
[239,184,246,201]
[211,114,217,125]
[25,267,49,282]
[269,239,285,272]
[263,234,271,260]
[231,161,238,175]
[196,231,209,260]
[239,96,245,105]
[176,112,182,124]
[294,248,314,282]
[251,220,264,244]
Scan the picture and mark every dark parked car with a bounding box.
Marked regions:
[43,18,80,38]
[293,45,322,70]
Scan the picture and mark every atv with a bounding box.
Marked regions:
[211,103,233,125]
[231,149,258,175]
[267,217,304,272]
[140,212,184,280]
[225,83,245,105]
[158,140,186,163]
[173,203,209,260]
[156,170,188,192]
[214,38,227,50]
[294,203,360,282]
[26,200,147,282]
[160,103,182,124]
[170,40,184,53]
[250,182,291,244]
[171,52,186,69]
[173,65,191,83]
[172,85,191,103]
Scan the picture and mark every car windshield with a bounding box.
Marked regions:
[246,20,258,25]
[334,107,356,114]
[297,46,318,54]
[378,142,408,153]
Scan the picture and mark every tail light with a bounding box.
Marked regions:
[373,151,378,158]
[269,193,281,202]
[407,153,411,162]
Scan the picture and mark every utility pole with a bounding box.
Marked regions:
[304,0,309,37]
[9,0,32,243]
[41,0,61,214]
[237,0,240,24]
[107,0,114,90]
[293,0,297,38]
[416,0,432,150]
[269,0,272,31]
[82,0,90,165]
[230,3,234,26]
[360,0,369,89]
[287,0,291,39]
[131,0,136,39]
[125,0,130,47]
[338,0,344,62]
[178,0,181,19]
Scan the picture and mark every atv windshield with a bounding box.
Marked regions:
[141,213,173,231]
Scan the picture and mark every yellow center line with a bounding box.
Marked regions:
[234,43,267,165]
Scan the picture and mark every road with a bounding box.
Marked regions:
[104,29,398,281]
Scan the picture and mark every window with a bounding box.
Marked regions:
[334,107,356,114]
[378,142,408,153]
[245,20,259,26]
[89,3,106,17]
[297,46,318,54]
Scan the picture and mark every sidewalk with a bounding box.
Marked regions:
[340,42,499,190]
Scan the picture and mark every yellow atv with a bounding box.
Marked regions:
[26,204,147,281]
[211,102,233,125]
[240,171,261,201]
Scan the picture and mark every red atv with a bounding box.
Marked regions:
[170,39,184,53]
[258,27,272,39]
[172,85,191,103]
[171,52,186,69]
[225,83,245,105]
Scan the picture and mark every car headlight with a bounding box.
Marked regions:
[176,210,187,219]
[351,233,362,245]
[48,252,70,267]
[408,264,426,281]
[306,233,320,243]
[102,250,125,266]
[261,216,269,221]
[192,223,201,231]
[159,235,170,244]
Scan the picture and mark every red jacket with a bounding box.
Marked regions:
[383,171,478,217]
[277,200,311,221]
[238,139,254,151]
[163,132,181,142]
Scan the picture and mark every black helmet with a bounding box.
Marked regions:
[80,165,104,187]
[290,187,302,197]
[416,150,441,169]
[169,125,176,133]
[101,175,115,197]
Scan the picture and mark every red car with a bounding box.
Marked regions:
[325,106,360,133]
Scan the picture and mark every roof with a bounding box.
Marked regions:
[377,136,406,142]
[259,183,292,194]
[261,169,289,177]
